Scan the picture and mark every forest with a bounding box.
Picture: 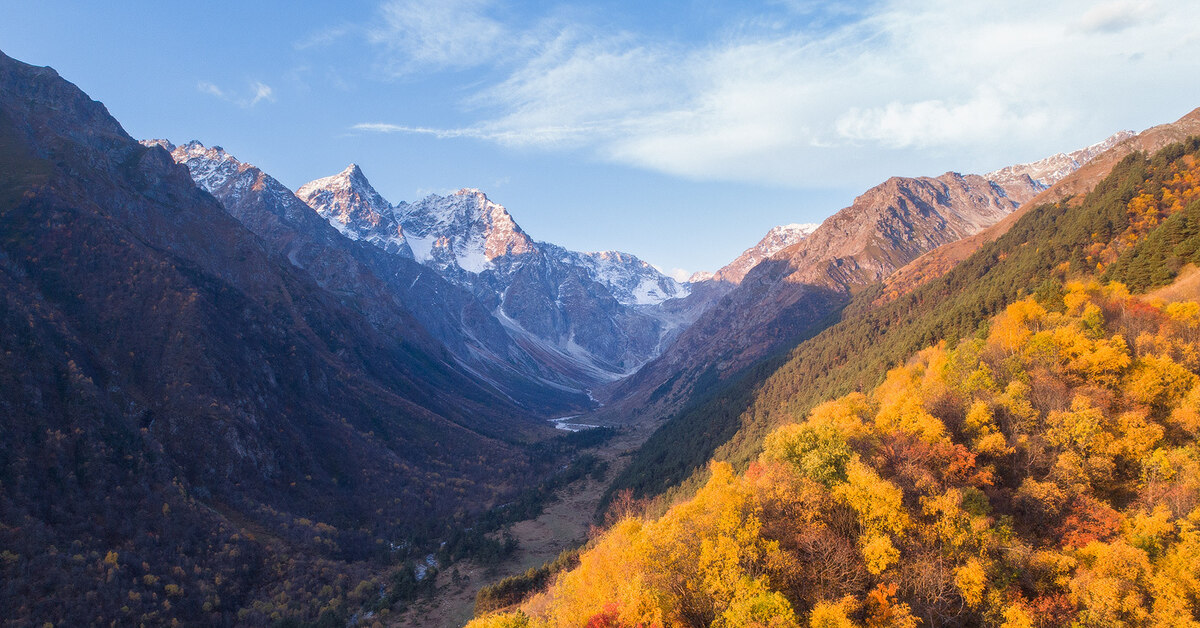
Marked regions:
[471,283,1200,627]
[465,141,1200,626]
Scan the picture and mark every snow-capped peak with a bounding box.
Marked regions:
[563,249,690,306]
[141,138,175,152]
[707,221,821,284]
[767,223,819,243]
[148,140,247,193]
[296,165,413,258]
[986,130,1136,189]
[395,188,535,274]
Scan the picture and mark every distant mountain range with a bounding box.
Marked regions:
[155,128,1131,419]
[160,142,690,392]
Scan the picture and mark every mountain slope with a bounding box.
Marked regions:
[985,129,1135,191]
[709,223,819,285]
[610,122,1200,510]
[470,128,1200,628]
[880,113,1200,302]
[296,163,414,258]
[476,279,1200,627]
[0,50,560,626]
[607,171,1030,421]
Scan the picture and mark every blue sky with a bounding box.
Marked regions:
[3,1,1199,278]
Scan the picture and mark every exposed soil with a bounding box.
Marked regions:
[1148,264,1200,303]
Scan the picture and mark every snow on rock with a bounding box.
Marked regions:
[708,222,820,284]
[561,249,689,306]
[987,130,1136,189]
[296,164,413,258]
[152,140,303,219]
[394,188,535,277]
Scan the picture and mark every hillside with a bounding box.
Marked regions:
[880,110,1200,303]
[470,138,1200,627]
[604,158,1088,427]
[607,117,1200,509]
[0,50,589,626]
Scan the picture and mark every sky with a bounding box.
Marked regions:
[2,1,1199,278]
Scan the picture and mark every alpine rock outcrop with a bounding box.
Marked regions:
[296,164,413,258]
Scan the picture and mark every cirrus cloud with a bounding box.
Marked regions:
[356,0,1200,187]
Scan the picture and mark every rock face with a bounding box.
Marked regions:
[298,176,690,380]
[562,248,688,307]
[881,115,1200,302]
[397,188,537,277]
[296,163,413,257]
[712,223,819,285]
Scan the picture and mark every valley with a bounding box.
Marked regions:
[2,17,1200,627]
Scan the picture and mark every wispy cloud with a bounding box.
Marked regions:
[294,25,354,50]
[1079,0,1157,34]
[197,81,226,99]
[368,0,515,76]
[355,0,1200,186]
[249,82,274,106]
[353,122,491,139]
[197,80,277,108]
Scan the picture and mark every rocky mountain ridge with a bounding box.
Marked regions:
[985,130,1135,192]
[708,223,819,285]
[606,134,1132,420]
[298,169,689,380]
[296,163,413,258]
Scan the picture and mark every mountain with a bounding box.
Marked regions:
[609,128,1142,425]
[490,131,1200,628]
[298,175,690,382]
[158,140,591,415]
[607,109,1200,512]
[659,223,824,332]
[607,170,1031,419]
[296,163,413,258]
[880,116,1200,302]
[0,50,567,626]
[711,223,819,285]
[560,248,688,307]
[985,129,1135,191]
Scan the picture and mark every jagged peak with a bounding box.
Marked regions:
[298,163,382,199]
[140,138,176,152]
[768,223,819,237]
[173,139,242,165]
[985,130,1136,188]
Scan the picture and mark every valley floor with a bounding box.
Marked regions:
[389,414,659,627]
